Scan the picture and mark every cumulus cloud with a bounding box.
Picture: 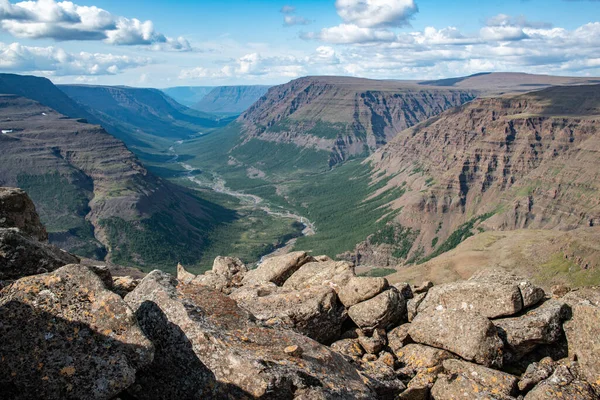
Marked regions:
[335,0,418,28]
[302,23,397,44]
[0,41,151,75]
[0,0,190,51]
[284,15,311,26]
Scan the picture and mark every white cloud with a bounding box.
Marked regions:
[335,0,418,28]
[0,0,189,51]
[303,23,397,44]
[284,15,311,26]
[280,5,296,14]
[0,41,151,75]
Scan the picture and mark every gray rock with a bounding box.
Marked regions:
[211,256,247,280]
[348,287,406,332]
[358,329,387,355]
[442,359,519,397]
[0,264,154,400]
[407,292,426,322]
[112,275,140,297]
[518,357,556,392]
[357,360,407,399]
[409,308,504,368]
[330,338,365,360]
[176,262,196,284]
[0,228,79,280]
[338,276,389,307]
[395,344,456,377]
[524,363,596,400]
[470,268,545,309]
[413,281,433,294]
[388,323,412,354]
[431,373,516,400]
[242,251,314,286]
[0,187,47,241]
[394,282,414,300]
[283,260,355,292]
[124,271,373,399]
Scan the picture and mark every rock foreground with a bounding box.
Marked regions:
[1,187,600,399]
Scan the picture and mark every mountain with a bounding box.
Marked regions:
[238,76,478,166]
[161,86,214,107]
[193,85,271,115]
[0,92,233,271]
[344,83,600,267]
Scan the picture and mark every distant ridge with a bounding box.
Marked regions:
[193,85,271,115]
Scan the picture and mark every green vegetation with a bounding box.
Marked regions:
[370,223,420,260]
[536,252,600,287]
[360,268,397,277]
[306,120,349,139]
[431,237,439,248]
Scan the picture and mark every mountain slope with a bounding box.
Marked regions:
[161,86,213,107]
[193,85,271,115]
[0,93,234,271]
[347,84,600,266]
[238,76,478,167]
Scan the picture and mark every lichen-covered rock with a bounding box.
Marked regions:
[0,228,79,280]
[176,262,196,284]
[357,360,407,399]
[418,280,523,319]
[407,292,426,322]
[470,268,545,309]
[442,359,519,397]
[283,260,355,292]
[338,277,389,307]
[0,187,47,241]
[112,275,140,297]
[242,251,314,286]
[431,373,516,400]
[388,323,412,354]
[0,264,154,400]
[330,338,365,360]
[563,289,600,389]
[409,308,504,368]
[399,366,441,400]
[518,357,556,392]
[230,284,346,344]
[395,344,456,377]
[394,282,414,300]
[125,270,374,399]
[524,363,597,400]
[494,300,568,361]
[212,256,247,280]
[358,329,387,355]
[347,287,406,332]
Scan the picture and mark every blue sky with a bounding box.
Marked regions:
[0,0,599,87]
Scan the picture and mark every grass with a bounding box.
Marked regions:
[370,223,420,260]
[536,252,600,287]
[360,268,397,278]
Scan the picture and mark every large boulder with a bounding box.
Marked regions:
[242,251,314,286]
[0,187,47,241]
[338,277,389,308]
[441,359,519,397]
[563,289,600,388]
[357,359,407,399]
[395,344,456,377]
[185,257,248,294]
[283,260,355,291]
[470,268,545,309]
[494,300,569,361]
[407,292,426,322]
[388,323,413,354]
[230,284,347,344]
[348,287,406,332]
[0,228,79,280]
[524,363,597,400]
[0,264,154,400]
[409,308,504,368]
[125,270,374,399]
[431,374,515,400]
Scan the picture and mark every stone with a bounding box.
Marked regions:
[563,289,600,388]
[284,345,303,357]
[407,292,427,322]
[347,287,406,332]
[431,373,516,400]
[494,300,569,361]
[409,308,504,368]
[338,276,389,307]
[0,264,154,400]
[124,271,374,399]
[551,284,571,298]
[470,267,545,309]
[399,366,443,400]
[242,251,314,286]
[314,255,333,262]
[283,260,355,292]
[330,339,365,360]
[0,228,79,280]
[0,187,47,241]
[230,284,346,344]
[357,360,407,399]
[378,351,396,369]
[442,359,519,397]
[395,344,456,377]
[191,271,230,293]
[518,357,556,392]
[211,256,247,280]
[176,262,196,284]
[358,329,387,355]
[524,363,597,400]
[413,281,433,294]
[388,323,413,354]
[394,282,414,300]
[112,276,140,297]
[87,265,113,289]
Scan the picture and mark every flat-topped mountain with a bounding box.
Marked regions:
[193,85,271,115]
[161,86,214,107]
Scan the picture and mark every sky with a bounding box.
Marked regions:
[0,0,599,87]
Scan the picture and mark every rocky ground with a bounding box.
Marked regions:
[1,186,599,399]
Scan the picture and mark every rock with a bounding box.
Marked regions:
[518,357,556,392]
[418,280,524,319]
[230,284,346,344]
[563,289,600,388]
[407,292,426,322]
[551,284,571,298]
[242,251,314,286]
[112,276,140,297]
[494,300,569,361]
[357,360,407,399]
[176,262,196,284]
[413,281,433,294]
[470,267,545,309]
[358,329,387,354]
[431,373,516,400]
[283,260,355,292]
[191,271,230,293]
[0,228,79,280]
[399,366,443,400]
[330,338,365,360]
[314,255,333,262]
[394,282,414,300]
[395,344,456,377]
[388,323,413,354]
[0,187,47,241]
[0,264,154,400]
[124,271,374,399]
[338,276,389,307]
[524,363,597,400]
[409,308,504,368]
[378,351,397,369]
[339,327,364,340]
[442,359,519,397]
[87,265,113,289]
[284,345,303,357]
[211,256,247,280]
[347,287,406,332]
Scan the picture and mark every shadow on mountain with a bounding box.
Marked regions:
[521,84,600,116]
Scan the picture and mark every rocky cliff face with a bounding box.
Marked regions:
[1,195,599,399]
[346,84,600,266]
[193,85,271,114]
[238,76,477,166]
